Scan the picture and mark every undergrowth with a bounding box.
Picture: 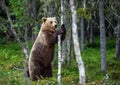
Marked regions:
[0,37,120,85]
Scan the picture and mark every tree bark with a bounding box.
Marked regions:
[49,1,55,17]
[58,35,62,85]
[115,11,120,59]
[87,19,94,45]
[89,21,94,45]
[99,0,107,73]
[32,0,37,41]
[80,0,86,51]
[70,0,86,84]
[61,0,67,62]
[57,0,66,84]
[67,25,72,67]
[80,17,85,51]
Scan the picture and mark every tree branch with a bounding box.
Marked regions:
[104,2,120,19]
[105,17,115,29]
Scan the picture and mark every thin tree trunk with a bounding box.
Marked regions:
[89,20,94,45]
[32,0,37,41]
[80,0,86,51]
[32,0,37,20]
[26,0,36,41]
[66,0,72,67]
[58,35,62,85]
[67,24,72,67]
[70,0,86,84]
[57,0,65,84]
[99,0,107,73]
[115,18,120,59]
[24,24,30,59]
[80,17,85,51]
[49,1,55,17]
[61,0,67,62]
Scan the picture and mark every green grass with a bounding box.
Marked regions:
[0,37,120,85]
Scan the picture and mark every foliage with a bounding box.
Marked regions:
[9,0,32,27]
[77,8,91,20]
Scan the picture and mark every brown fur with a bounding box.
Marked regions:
[28,17,66,81]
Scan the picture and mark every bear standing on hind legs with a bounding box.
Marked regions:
[28,17,66,81]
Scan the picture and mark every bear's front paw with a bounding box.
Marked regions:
[57,24,66,35]
[61,24,66,34]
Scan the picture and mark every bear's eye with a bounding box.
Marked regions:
[55,21,57,23]
[50,21,53,24]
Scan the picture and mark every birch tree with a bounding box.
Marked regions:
[70,0,86,84]
[57,0,64,84]
[58,34,62,85]
[99,0,107,73]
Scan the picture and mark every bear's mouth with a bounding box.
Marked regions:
[55,25,57,28]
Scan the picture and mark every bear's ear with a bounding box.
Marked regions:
[53,17,56,19]
[42,17,47,23]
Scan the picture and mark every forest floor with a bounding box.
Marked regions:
[0,37,120,85]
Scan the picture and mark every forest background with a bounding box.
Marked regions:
[0,0,120,85]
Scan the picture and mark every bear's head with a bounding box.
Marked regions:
[41,17,57,32]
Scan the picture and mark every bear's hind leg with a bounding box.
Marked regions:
[44,64,52,78]
[30,68,41,80]
[29,63,44,81]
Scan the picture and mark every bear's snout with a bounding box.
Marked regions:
[55,24,57,28]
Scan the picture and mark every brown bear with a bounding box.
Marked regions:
[28,17,66,81]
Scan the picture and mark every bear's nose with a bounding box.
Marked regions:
[55,25,57,28]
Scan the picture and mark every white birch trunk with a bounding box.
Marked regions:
[70,0,86,84]
[57,0,64,84]
[61,0,64,25]
[58,35,62,85]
